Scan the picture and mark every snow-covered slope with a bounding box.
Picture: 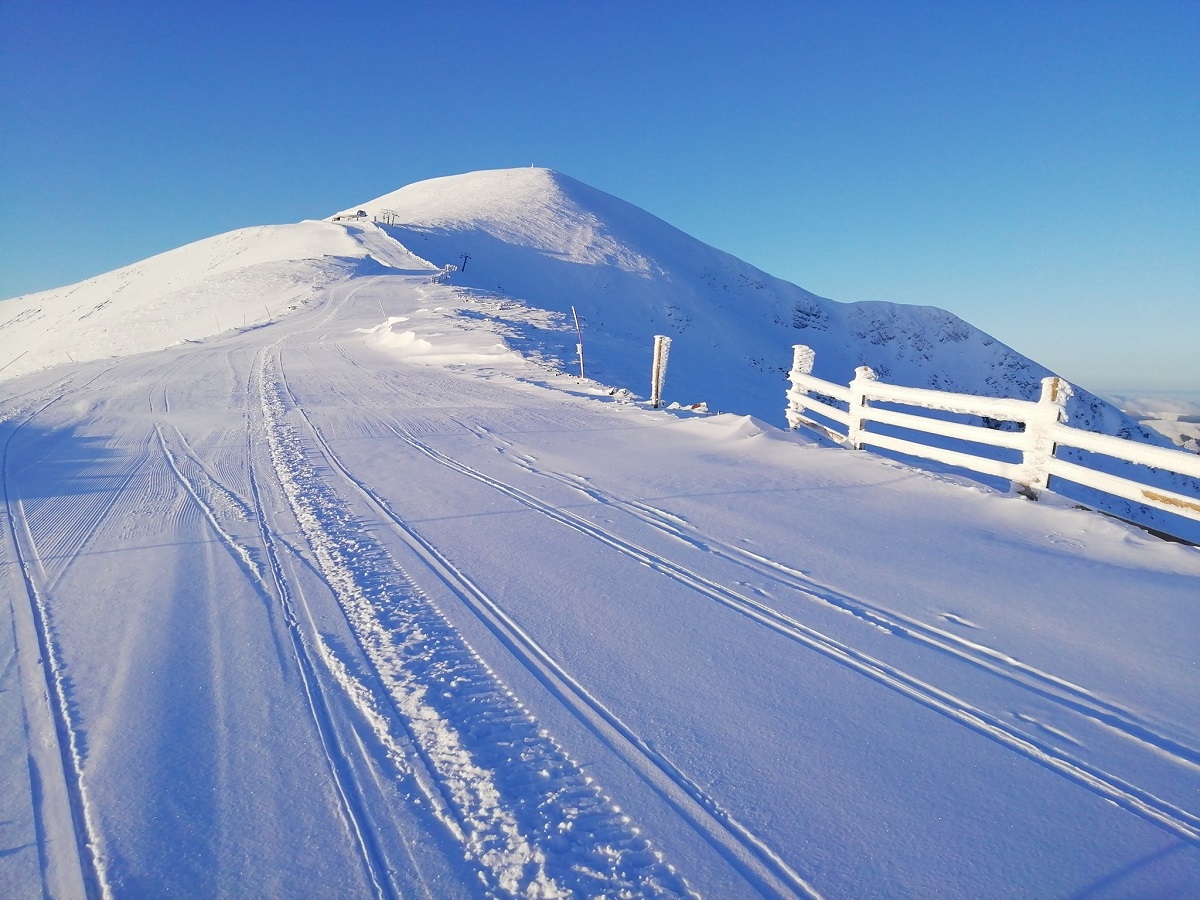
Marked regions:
[3,175,1199,896]
[3,266,1198,898]
[5,167,1190,538]
[0,221,379,380]
[333,168,1149,439]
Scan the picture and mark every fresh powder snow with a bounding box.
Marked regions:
[1,168,1198,898]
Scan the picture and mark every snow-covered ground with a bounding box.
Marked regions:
[2,172,1199,897]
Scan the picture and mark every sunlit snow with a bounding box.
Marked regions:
[1,168,1197,898]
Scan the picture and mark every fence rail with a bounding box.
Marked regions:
[785,345,1200,532]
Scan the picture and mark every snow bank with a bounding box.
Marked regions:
[357,315,523,368]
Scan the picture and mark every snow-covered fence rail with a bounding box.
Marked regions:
[1041,423,1200,522]
[786,344,1200,529]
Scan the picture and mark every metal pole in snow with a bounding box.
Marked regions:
[650,335,671,408]
[571,306,585,378]
[0,350,28,374]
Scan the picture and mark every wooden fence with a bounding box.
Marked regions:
[785,345,1200,531]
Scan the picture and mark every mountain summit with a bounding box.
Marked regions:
[2,167,1144,443]
[334,168,1140,435]
[3,169,1199,897]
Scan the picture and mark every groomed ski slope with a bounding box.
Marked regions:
[2,224,1199,898]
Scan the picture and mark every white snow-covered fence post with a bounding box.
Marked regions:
[1016,375,1073,498]
[650,335,672,409]
[847,366,877,450]
[572,306,586,378]
[785,345,817,430]
[431,263,457,284]
[784,346,854,444]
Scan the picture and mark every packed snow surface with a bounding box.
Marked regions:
[0,220,372,381]
[2,170,1199,897]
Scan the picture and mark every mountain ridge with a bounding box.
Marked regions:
[0,167,1159,451]
[335,168,1155,444]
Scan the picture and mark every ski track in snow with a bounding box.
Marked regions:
[299,362,825,897]
[363,416,1200,850]
[485,433,1200,773]
[258,346,697,899]
[6,344,401,897]
[150,359,419,899]
[23,432,154,596]
[1,375,126,900]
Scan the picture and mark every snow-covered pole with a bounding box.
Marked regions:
[572,306,585,378]
[650,335,672,409]
[0,349,28,374]
[848,366,877,450]
[786,345,817,430]
[1016,375,1072,498]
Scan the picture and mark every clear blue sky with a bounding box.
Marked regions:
[2,1,1196,394]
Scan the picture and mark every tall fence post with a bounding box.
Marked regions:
[650,335,672,409]
[1017,375,1073,497]
[848,366,877,450]
[571,306,585,378]
[785,345,816,430]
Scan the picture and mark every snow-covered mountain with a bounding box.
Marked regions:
[8,166,1194,542]
[3,168,1199,897]
[332,168,1153,440]
[2,167,1150,442]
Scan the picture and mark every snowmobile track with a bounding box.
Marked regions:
[2,389,116,899]
[495,443,1200,774]
[269,349,702,898]
[287,396,820,898]
[154,412,397,900]
[384,421,1200,849]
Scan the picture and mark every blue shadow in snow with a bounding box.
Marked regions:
[1,418,127,502]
